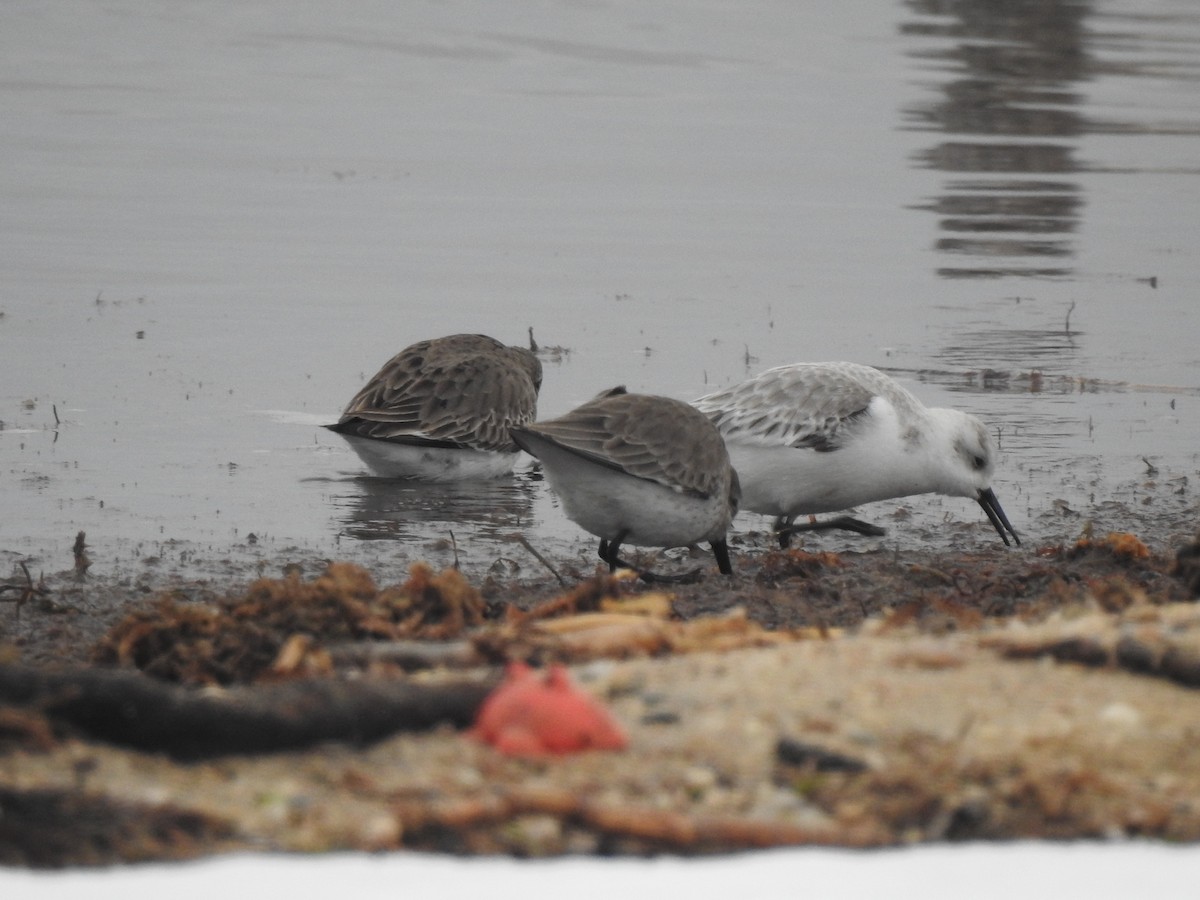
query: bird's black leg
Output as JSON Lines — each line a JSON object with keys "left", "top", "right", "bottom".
{"left": 711, "top": 538, "right": 733, "bottom": 576}
{"left": 599, "top": 531, "right": 631, "bottom": 573}
{"left": 601, "top": 530, "right": 706, "bottom": 584}
{"left": 777, "top": 515, "right": 887, "bottom": 542}
{"left": 826, "top": 516, "right": 888, "bottom": 537}
{"left": 774, "top": 516, "right": 794, "bottom": 549}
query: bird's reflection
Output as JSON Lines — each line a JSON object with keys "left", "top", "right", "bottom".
{"left": 327, "top": 469, "right": 537, "bottom": 543}
{"left": 903, "top": 0, "right": 1090, "bottom": 278}
{"left": 936, "top": 326, "right": 1080, "bottom": 377}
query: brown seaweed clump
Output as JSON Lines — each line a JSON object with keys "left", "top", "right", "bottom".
{"left": 754, "top": 549, "right": 845, "bottom": 585}
{"left": 92, "top": 562, "right": 483, "bottom": 685}
{"left": 1171, "top": 531, "right": 1200, "bottom": 598}
{"left": 1067, "top": 531, "right": 1151, "bottom": 562}
{"left": 0, "top": 787, "right": 233, "bottom": 868}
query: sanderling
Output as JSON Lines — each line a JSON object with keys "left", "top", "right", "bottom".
{"left": 327, "top": 333, "right": 542, "bottom": 480}
{"left": 693, "top": 361, "right": 1020, "bottom": 547}
{"left": 512, "top": 387, "right": 739, "bottom": 581}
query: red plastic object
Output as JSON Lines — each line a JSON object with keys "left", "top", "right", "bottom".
{"left": 470, "top": 662, "right": 629, "bottom": 757}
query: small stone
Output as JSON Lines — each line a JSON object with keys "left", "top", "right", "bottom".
{"left": 776, "top": 737, "right": 868, "bottom": 773}
{"left": 505, "top": 814, "right": 563, "bottom": 855}
{"left": 359, "top": 812, "right": 401, "bottom": 849}
{"left": 1098, "top": 701, "right": 1142, "bottom": 729}
{"left": 682, "top": 765, "right": 718, "bottom": 795}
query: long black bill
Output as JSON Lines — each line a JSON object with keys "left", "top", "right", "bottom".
{"left": 977, "top": 487, "right": 1020, "bottom": 547}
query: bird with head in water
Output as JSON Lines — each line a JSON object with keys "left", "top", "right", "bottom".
{"left": 327, "top": 333, "right": 542, "bottom": 480}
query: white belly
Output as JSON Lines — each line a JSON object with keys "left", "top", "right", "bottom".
{"left": 535, "top": 444, "right": 728, "bottom": 548}
{"left": 339, "top": 434, "right": 519, "bottom": 481}
{"left": 727, "top": 441, "right": 927, "bottom": 518}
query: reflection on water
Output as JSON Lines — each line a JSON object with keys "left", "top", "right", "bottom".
{"left": 892, "top": 362, "right": 1200, "bottom": 399}
{"left": 903, "top": 0, "right": 1200, "bottom": 279}
{"left": 321, "top": 471, "right": 536, "bottom": 543}
{"left": 902, "top": 0, "right": 1090, "bottom": 278}
{"left": 936, "top": 326, "right": 1080, "bottom": 373}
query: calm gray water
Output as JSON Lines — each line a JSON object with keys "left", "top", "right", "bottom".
{"left": 2, "top": 0, "right": 1198, "bottom": 581}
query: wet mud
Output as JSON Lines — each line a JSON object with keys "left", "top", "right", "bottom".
{"left": 2, "top": 511, "right": 1198, "bottom": 865}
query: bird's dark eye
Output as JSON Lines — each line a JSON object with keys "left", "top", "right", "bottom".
{"left": 972, "top": 455, "right": 986, "bottom": 470}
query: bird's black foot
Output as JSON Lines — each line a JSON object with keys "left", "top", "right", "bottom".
{"left": 776, "top": 521, "right": 793, "bottom": 549}
{"left": 634, "top": 566, "right": 705, "bottom": 585}
{"left": 776, "top": 515, "right": 888, "bottom": 545}
{"left": 598, "top": 537, "right": 711, "bottom": 583}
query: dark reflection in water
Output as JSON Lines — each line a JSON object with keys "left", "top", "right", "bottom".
{"left": 903, "top": 1, "right": 1200, "bottom": 279}
{"left": 888, "top": 362, "right": 1086, "bottom": 397}
{"left": 937, "top": 326, "right": 1079, "bottom": 372}
{"left": 885, "top": 360, "right": 1200, "bottom": 400}
{"left": 902, "top": 0, "right": 1091, "bottom": 278}
{"left": 323, "top": 471, "right": 536, "bottom": 543}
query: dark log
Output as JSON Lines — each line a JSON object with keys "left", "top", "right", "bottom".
{"left": 0, "top": 664, "right": 494, "bottom": 760}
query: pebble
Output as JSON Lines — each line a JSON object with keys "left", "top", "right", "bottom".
{"left": 1097, "top": 701, "right": 1142, "bottom": 729}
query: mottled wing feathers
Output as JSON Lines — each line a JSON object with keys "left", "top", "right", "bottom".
{"left": 331, "top": 334, "right": 541, "bottom": 452}
{"left": 695, "top": 362, "right": 916, "bottom": 452}
{"left": 518, "top": 390, "right": 731, "bottom": 498}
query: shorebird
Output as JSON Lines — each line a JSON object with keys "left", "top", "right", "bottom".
{"left": 511, "top": 387, "right": 739, "bottom": 581}
{"left": 327, "top": 333, "right": 542, "bottom": 480}
{"left": 693, "top": 362, "right": 1020, "bottom": 547}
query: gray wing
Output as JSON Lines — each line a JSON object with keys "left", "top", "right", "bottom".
{"left": 521, "top": 389, "right": 731, "bottom": 498}
{"left": 332, "top": 335, "right": 539, "bottom": 452}
{"left": 694, "top": 362, "right": 914, "bottom": 451}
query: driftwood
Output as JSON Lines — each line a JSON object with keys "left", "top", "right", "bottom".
{"left": 979, "top": 604, "right": 1200, "bottom": 689}
{"left": 395, "top": 785, "right": 890, "bottom": 852}
{"left": 0, "top": 562, "right": 49, "bottom": 613}
{"left": 0, "top": 664, "right": 494, "bottom": 760}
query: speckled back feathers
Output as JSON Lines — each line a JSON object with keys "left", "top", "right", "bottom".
{"left": 519, "top": 387, "right": 736, "bottom": 502}
{"left": 331, "top": 334, "right": 542, "bottom": 453}
{"left": 695, "top": 361, "right": 923, "bottom": 451}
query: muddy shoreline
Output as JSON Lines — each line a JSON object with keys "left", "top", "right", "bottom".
{"left": 2, "top": 506, "right": 1199, "bottom": 866}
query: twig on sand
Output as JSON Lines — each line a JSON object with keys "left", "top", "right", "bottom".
{"left": 0, "top": 563, "right": 49, "bottom": 616}
{"left": 511, "top": 533, "right": 566, "bottom": 587}
{"left": 395, "top": 785, "right": 888, "bottom": 852}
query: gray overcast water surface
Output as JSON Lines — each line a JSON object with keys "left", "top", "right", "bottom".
{"left": 2, "top": 0, "right": 1199, "bottom": 580}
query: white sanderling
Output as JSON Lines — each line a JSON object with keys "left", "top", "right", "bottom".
{"left": 511, "top": 386, "right": 740, "bottom": 581}
{"left": 327, "top": 333, "right": 542, "bottom": 480}
{"left": 693, "top": 361, "right": 1020, "bottom": 547}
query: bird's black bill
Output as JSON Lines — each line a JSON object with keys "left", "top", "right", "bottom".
{"left": 977, "top": 488, "right": 1020, "bottom": 547}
